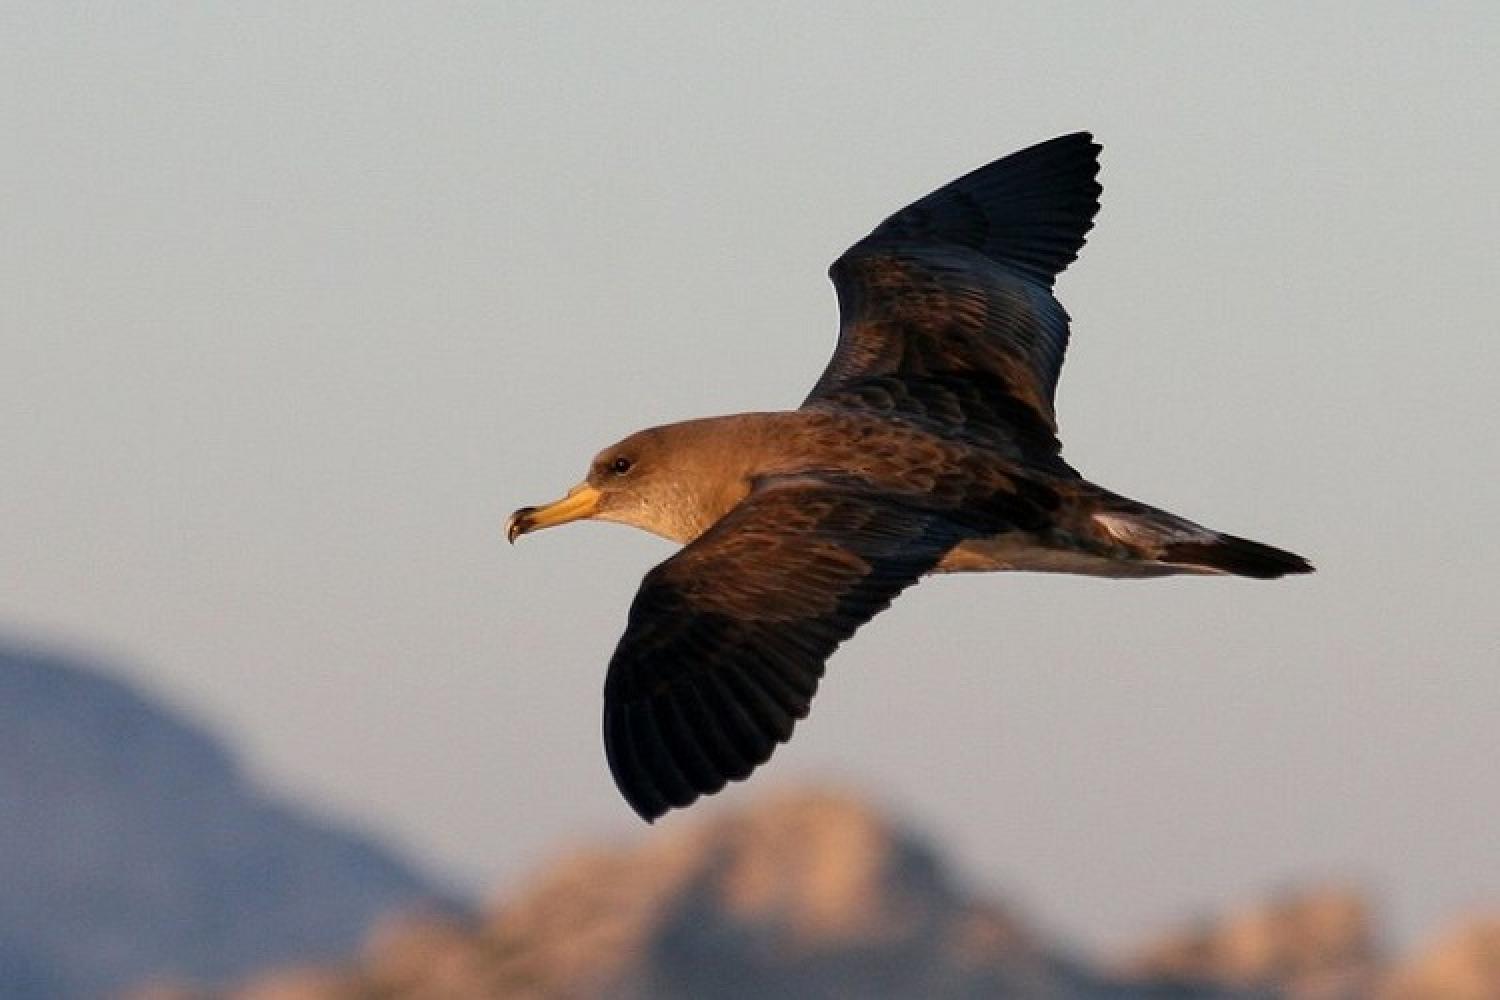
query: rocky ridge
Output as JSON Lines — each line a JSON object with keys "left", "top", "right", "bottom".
{"left": 210, "top": 793, "right": 1496, "bottom": 999}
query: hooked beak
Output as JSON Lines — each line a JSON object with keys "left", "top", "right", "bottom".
{"left": 507, "top": 483, "right": 603, "bottom": 543}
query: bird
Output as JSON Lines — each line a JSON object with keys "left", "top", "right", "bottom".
{"left": 507, "top": 132, "right": 1311, "bottom": 822}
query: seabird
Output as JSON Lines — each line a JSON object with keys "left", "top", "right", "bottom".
{"left": 508, "top": 133, "right": 1312, "bottom": 822}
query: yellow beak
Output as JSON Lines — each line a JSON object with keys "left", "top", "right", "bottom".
{"left": 507, "top": 483, "right": 603, "bottom": 543}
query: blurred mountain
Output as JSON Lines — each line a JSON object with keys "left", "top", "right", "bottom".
{"left": 1122, "top": 887, "right": 1378, "bottom": 997}
{"left": 211, "top": 791, "right": 1257, "bottom": 999}
{"left": 211, "top": 792, "right": 1499, "bottom": 1000}
{"left": 1128, "top": 901, "right": 1500, "bottom": 1000}
{"left": 1381, "top": 919, "right": 1500, "bottom": 1000}
{"left": 0, "top": 639, "right": 463, "bottom": 1000}
{"left": 7, "top": 636, "right": 1495, "bottom": 999}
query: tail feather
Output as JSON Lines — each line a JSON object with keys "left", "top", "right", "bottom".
{"left": 1159, "top": 533, "right": 1314, "bottom": 580}
{"left": 1089, "top": 491, "right": 1313, "bottom": 580}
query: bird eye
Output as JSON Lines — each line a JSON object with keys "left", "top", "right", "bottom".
{"left": 610, "top": 456, "right": 634, "bottom": 475}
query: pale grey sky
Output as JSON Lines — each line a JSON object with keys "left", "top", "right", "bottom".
{"left": 4, "top": 3, "right": 1497, "bottom": 951}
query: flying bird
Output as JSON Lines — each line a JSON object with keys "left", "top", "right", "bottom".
{"left": 508, "top": 133, "right": 1312, "bottom": 822}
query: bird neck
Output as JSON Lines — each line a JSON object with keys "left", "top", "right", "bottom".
{"left": 647, "top": 412, "right": 798, "bottom": 543}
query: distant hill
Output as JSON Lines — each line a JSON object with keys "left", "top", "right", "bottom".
{"left": 211, "top": 792, "right": 1316, "bottom": 999}
{"left": 221, "top": 792, "right": 1498, "bottom": 1000}
{"left": 6, "top": 637, "right": 1496, "bottom": 999}
{"left": 0, "top": 639, "right": 463, "bottom": 999}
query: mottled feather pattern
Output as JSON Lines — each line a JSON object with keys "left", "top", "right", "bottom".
{"left": 807, "top": 132, "right": 1099, "bottom": 416}
{"left": 603, "top": 484, "right": 974, "bottom": 819}
{"left": 812, "top": 240, "right": 1080, "bottom": 426}
{"left": 809, "top": 372, "right": 1065, "bottom": 457}
{"left": 762, "top": 408, "right": 1066, "bottom": 535}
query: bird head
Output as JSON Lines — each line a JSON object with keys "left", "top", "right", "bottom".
{"left": 507, "top": 428, "right": 672, "bottom": 543}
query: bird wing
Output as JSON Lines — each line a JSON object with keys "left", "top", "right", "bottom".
{"left": 602, "top": 480, "right": 974, "bottom": 821}
{"left": 805, "top": 133, "right": 1102, "bottom": 436}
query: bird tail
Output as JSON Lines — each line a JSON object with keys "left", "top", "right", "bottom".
{"left": 1089, "top": 492, "right": 1313, "bottom": 580}
{"left": 1156, "top": 533, "right": 1314, "bottom": 579}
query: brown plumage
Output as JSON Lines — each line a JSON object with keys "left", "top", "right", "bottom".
{"left": 508, "top": 133, "right": 1312, "bottom": 821}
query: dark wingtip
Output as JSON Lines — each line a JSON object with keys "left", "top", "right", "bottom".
{"left": 605, "top": 672, "right": 805, "bottom": 823}
{"left": 861, "top": 130, "right": 1105, "bottom": 288}
{"left": 1047, "top": 130, "right": 1099, "bottom": 151}
{"left": 604, "top": 704, "right": 674, "bottom": 822}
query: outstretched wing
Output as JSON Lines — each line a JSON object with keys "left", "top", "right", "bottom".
{"left": 602, "top": 482, "right": 973, "bottom": 821}
{"left": 806, "top": 133, "right": 1102, "bottom": 434}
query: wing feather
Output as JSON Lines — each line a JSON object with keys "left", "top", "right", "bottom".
{"left": 699, "top": 671, "right": 776, "bottom": 765}
{"left": 679, "top": 682, "right": 756, "bottom": 781}
{"left": 658, "top": 694, "right": 724, "bottom": 792}
{"left": 629, "top": 700, "right": 696, "bottom": 809}
{"left": 806, "top": 133, "right": 1102, "bottom": 435}
{"left": 863, "top": 131, "right": 1101, "bottom": 287}
{"left": 604, "top": 705, "right": 668, "bottom": 819}
{"left": 602, "top": 482, "right": 975, "bottom": 820}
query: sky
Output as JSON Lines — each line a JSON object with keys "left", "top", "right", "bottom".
{"left": 4, "top": 2, "right": 1498, "bottom": 953}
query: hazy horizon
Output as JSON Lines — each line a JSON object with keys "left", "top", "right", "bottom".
{"left": 4, "top": 3, "right": 1497, "bottom": 952}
